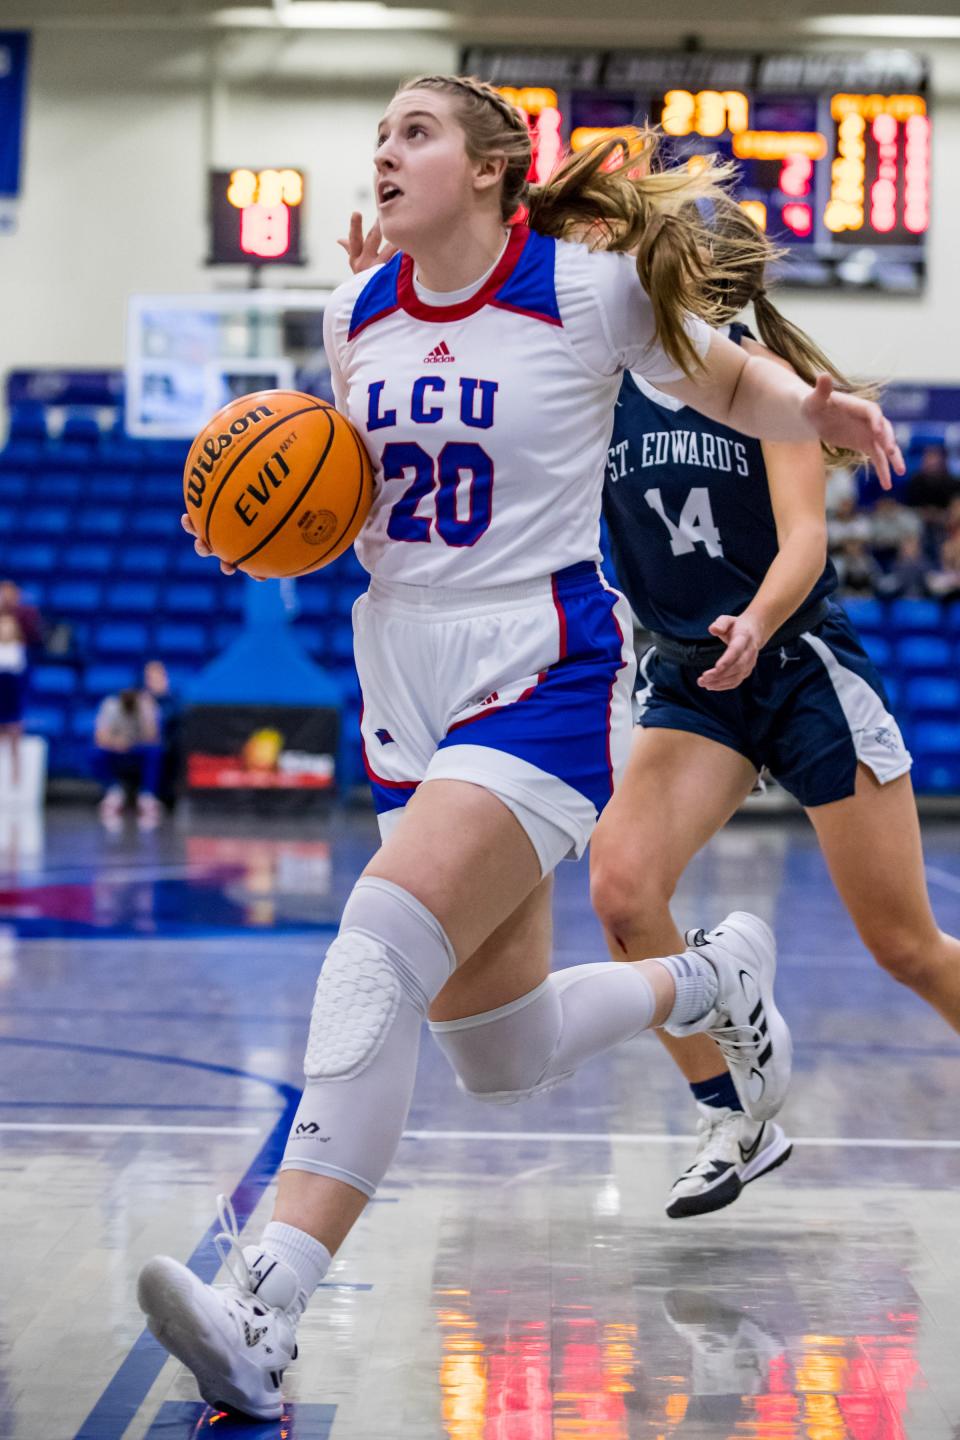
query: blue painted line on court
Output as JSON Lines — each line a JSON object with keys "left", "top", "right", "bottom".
{"left": 142, "top": 1401, "right": 337, "bottom": 1438}
{"left": 0, "top": 1038, "right": 336, "bottom": 1440}
{"left": 0, "top": 1100, "right": 283, "bottom": 1113}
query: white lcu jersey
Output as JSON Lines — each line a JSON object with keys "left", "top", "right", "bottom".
{"left": 323, "top": 225, "right": 711, "bottom": 588}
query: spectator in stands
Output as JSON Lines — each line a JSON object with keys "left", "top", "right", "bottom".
{"left": 903, "top": 444, "right": 960, "bottom": 524}
{"left": 143, "top": 659, "right": 182, "bottom": 807}
{"left": 927, "top": 496, "right": 960, "bottom": 599}
{"left": 824, "top": 463, "right": 857, "bottom": 518}
{"left": 827, "top": 494, "right": 872, "bottom": 556}
{"left": 876, "top": 534, "right": 933, "bottom": 598}
{"left": 868, "top": 494, "right": 923, "bottom": 570}
{"left": 93, "top": 686, "right": 164, "bottom": 827}
{"left": 0, "top": 613, "right": 27, "bottom": 793}
{"left": 0, "top": 580, "right": 43, "bottom": 653}
{"left": 835, "top": 539, "right": 881, "bottom": 596}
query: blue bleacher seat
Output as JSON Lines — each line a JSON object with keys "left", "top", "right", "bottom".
{"left": 904, "top": 676, "right": 960, "bottom": 718}
{"left": 11, "top": 543, "right": 57, "bottom": 576}
{"left": 842, "top": 597, "right": 886, "bottom": 635}
{"left": 0, "top": 472, "right": 28, "bottom": 499}
{"left": 105, "top": 581, "right": 160, "bottom": 613}
{"left": 84, "top": 663, "right": 138, "bottom": 696}
{"left": 118, "top": 545, "right": 169, "bottom": 575}
{"left": 48, "top": 580, "right": 102, "bottom": 614}
{"left": 140, "top": 476, "right": 183, "bottom": 503}
{"left": 95, "top": 620, "right": 151, "bottom": 655}
{"left": 8, "top": 402, "right": 48, "bottom": 443}
{"left": 31, "top": 665, "right": 79, "bottom": 697}
{"left": 889, "top": 597, "right": 944, "bottom": 634}
{"left": 131, "top": 508, "right": 177, "bottom": 538}
{"left": 913, "top": 721, "right": 960, "bottom": 755}
{"left": 164, "top": 582, "right": 217, "bottom": 614}
{"left": 62, "top": 543, "right": 114, "bottom": 574}
{"left": 59, "top": 415, "right": 101, "bottom": 449}
{"left": 153, "top": 622, "right": 207, "bottom": 657}
{"left": 0, "top": 506, "right": 16, "bottom": 534}
{"left": 896, "top": 635, "right": 952, "bottom": 673}
{"left": 40, "top": 474, "right": 83, "bottom": 501}
{"left": 76, "top": 509, "right": 126, "bottom": 538}
{"left": 331, "top": 627, "right": 355, "bottom": 662}
{"left": 860, "top": 633, "right": 892, "bottom": 670}
{"left": 30, "top": 507, "right": 71, "bottom": 536}
{"left": 293, "top": 584, "right": 328, "bottom": 619}
{"left": 71, "top": 706, "right": 98, "bottom": 739}
{"left": 912, "top": 755, "right": 960, "bottom": 793}
{"left": 23, "top": 704, "right": 67, "bottom": 738}
{"left": 175, "top": 546, "right": 218, "bottom": 576}
{"left": 945, "top": 601, "right": 960, "bottom": 637}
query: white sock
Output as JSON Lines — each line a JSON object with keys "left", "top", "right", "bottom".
{"left": 257, "top": 1220, "right": 331, "bottom": 1301}
{"left": 657, "top": 949, "right": 719, "bottom": 1027}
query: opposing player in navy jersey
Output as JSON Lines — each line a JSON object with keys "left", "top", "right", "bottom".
{"left": 591, "top": 201, "right": 960, "bottom": 1220}
{"left": 139, "top": 82, "right": 904, "bottom": 1418}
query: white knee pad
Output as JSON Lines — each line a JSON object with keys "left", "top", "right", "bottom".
{"left": 429, "top": 978, "right": 567, "bottom": 1105}
{"left": 304, "top": 931, "right": 401, "bottom": 1080}
{"left": 429, "top": 962, "right": 658, "bottom": 1107}
{"left": 282, "top": 876, "right": 456, "bottom": 1197}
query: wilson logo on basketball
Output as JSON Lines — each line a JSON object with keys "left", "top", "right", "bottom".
{"left": 423, "top": 341, "right": 455, "bottom": 363}
{"left": 184, "top": 402, "right": 276, "bottom": 507}
{"left": 297, "top": 509, "right": 339, "bottom": 546}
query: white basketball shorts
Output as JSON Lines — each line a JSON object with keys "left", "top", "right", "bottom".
{"left": 353, "top": 561, "right": 636, "bottom": 874}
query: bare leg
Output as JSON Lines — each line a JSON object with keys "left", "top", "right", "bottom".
{"left": 590, "top": 727, "right": 758, "bottom": 1083}
{"left": 807, "top": 766, "right": 960, "bottom": 1032}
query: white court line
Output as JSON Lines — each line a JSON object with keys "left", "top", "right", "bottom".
{"left": 0, "top": 1122, "right": 260, "bottom": 1136}
{"left": 403, "top": 1130, "right": 960, "bottom": 1151}
{"left": 926, "top": 864, "right": 960, "bottom": 896}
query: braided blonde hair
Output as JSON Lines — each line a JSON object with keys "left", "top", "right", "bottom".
{"left": 397, "top": 74, "right": 534, "bottom": 223}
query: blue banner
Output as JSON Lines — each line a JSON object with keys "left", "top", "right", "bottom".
{"left": 0, "top": 31, "right": 29, "bottom": 197}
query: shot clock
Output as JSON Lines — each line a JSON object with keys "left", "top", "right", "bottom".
{"left": 464, "top": 47, "right": 930, "bottom": 292}
{"left": 208, "top": 167, "right": 306, "bottom": 266}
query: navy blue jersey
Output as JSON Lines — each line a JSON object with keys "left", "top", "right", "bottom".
{"left": 602, "top": 323, "right": 838, "bottom": 640}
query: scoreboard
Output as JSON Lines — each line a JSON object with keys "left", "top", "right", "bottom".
{"left": 462, "top": 47, "right": 930, "bottom": 293}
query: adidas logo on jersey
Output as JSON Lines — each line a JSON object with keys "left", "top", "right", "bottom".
{"left": 423, "top": 340, "right": 455, "bottom": 363}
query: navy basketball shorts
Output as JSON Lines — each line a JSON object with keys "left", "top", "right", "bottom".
{"left": 635, "top": 603, "right": 912, "bottom": 809}
{"left": 353, "top": 561, "right": 637, "bottom": 874}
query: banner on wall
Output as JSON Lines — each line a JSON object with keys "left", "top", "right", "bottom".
{"left": 184, "top": 704, "right": 339, "bottom": 812}
{"left": 0, "top": 32, "right": 29, "bottom": 202}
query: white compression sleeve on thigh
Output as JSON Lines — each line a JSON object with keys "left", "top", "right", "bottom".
{"left": 282, "top": 877, "right": 456, "bottom": 1197}
{"left": 429, "top": 962, "right": 657, "bottom": 1105}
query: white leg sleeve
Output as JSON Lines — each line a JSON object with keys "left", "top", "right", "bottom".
{"left": 428, "top": 962, "right": 657, "bottom": 1105}
{"left": 281, "top": 877, "right": 456, "bottom": 1197}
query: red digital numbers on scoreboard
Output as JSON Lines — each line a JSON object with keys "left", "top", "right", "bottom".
{"left": 209, "top": 168, "right": 306, "bottom": 266}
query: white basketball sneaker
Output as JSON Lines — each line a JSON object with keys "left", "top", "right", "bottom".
{"left": 665, "top": 913, "right": 792, "bottom": 1121}
{"left": 137, "top": 1197, "right": 303, "bottom": 1420}
{"left": 666, "top": 1103, "right": 793, "bottom": 1218}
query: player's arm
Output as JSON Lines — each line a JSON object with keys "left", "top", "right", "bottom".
{"left": 699, "top": 449, "right": 828, "bottom": 691}
{"left": 656, "top": 329, "right": 902, "bottom": 488}
{"left": 698, "top": 342, "right": 829, "bottom": 692}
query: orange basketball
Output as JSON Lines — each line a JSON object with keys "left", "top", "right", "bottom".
{"left": 182, "top": 390, "right": 373, "bottom": 579}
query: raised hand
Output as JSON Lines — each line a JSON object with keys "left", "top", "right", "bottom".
{"left": 337, "top": 212, "right": 399, "bottom": 275}
{"left": 801, "top": 374, "right": 904, "bottom": 490}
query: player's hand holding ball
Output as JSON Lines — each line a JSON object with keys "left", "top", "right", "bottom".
{"left": 181, "top": 390, "right": 373, "bottom": 579}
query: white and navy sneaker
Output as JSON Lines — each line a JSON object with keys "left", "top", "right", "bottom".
{"left": 666, "top": 1103, "right": 793, "bottom": 1218}
{"left": 662, "top": 1288, "right": 784, "bottom": 1397}
{"left": 665, "top": 913, "right": 792, "bottom": 1121}
{"left": 137, "top": 1197, "right": 302, "bottom": 1420}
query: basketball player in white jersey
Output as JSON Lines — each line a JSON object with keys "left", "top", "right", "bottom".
{"left": 139, "top": 77, "right": 903, "bottom": 1419}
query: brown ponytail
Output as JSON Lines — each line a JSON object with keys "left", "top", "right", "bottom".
{"left": 527, "top": 132, "right": 751, "bottom": 377}
{"left": 701, "top": 197, "right": 877, "bottom": 467}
